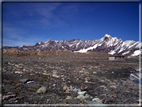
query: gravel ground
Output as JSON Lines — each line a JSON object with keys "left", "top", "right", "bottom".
{"left": 1, "top": 53, "right": 141, "bottom": 106}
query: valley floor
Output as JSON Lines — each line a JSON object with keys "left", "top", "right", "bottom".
{"left": 1, "top": 52, "right": 141, "bottom": 106}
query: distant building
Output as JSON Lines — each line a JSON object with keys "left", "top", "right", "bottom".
{"left": 109, "top": 55, "right": 125, "bottom": 60}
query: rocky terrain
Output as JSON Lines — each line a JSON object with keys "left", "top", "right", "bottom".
{"left": 1, "top": 49, "right": 141, "bottom": 106}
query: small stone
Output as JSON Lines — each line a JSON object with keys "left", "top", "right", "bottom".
{"left": 61, "top": 75, "right": 64, "bottom": 77}
{"left": 79, "top": 71, "right": 84, "bottom": 73}
{"left": 36, "top": 86, "right": 47, "bottom": 94}
{"left": 85, "top": 80, "right": 88, "bottom": 83}
{"left": 70, "top": 85, "right": 73, "bottom": 91}
{"left": 63, "top": 85, "right": 69, "bottom": 91}
{"left": 23, "top": 69, "right": 26, "bottom": 71}
{"left": 3, "top": 94, "right": 16, "bottom": 100}
{"left": 66, "top": 96, "right": 72, "bottom": 100}
{"left": 93, "top": 71, "right": 97, "bottom": 74}
{"left": 30, "top": 73, "right": 35, "bottom": 76}
{"left": 72, "top": 88, "right": 80, "bottom": 92}
{"left": 103, "top": 86, "right": 107, "bottom": 89}
{"left": 100, "top": 85, "right": 106, "bottom": 88}
{"left": 92, "top": 98, "right": 102, "bottom": 103}
{"left": 7, "top": 92, "right": 13, "bottom": 95}
{"left": 26, "top": 81, "right": 34, "bottom": 84}
{"left": 18, "top": 63, "right": 24, "bottom": 66}
{"left": 19, "top": 66, "right": 24, "bottom": 70}
{"left": 52, "top": 74, "right": 60, "bottom": 78}
{"left": 15, "top": 83, "right": 21, "bottom": 87}
{"left": 76, "top": 92, "right": 89, "bottom": 100}
{"left": 84, "top": 72, "right": 89, "bottom": 76}
{"left": 20, "top": 79, "right": 31, "bottom": 84}
{"left": 53, "top": 84, "right": 56, "bottom": 86}
{"left": 15, "top": 100, "right": 18, "bottom": 103}
{"left": 76, "top": 95, "right": 85, "bottom": 100}
{"left": 52, "top": 70, "right": 57, "bottom": 73}
{"left": 15, "top": 71, "right": 23, "bottom": 74}
{"left": 92, "top": 98, "right": 99, "bottom": 101}
{"left": 111, "top": 94, "right": 117, "bottom": 98}
{"left": 101, "top": 80, "right": 105, "bottom": 82}
{"left": 78, "top": 91, "right": 86, "bottom": 95}
{"left": 43, "top": 73, "right": 50, "bottom": 76}
{"left": 84, "top": 78, "right": 89, "bottom": 83}
{"left": 65, "top": 88, "right": 70, "bottom": 93}
{"left": 110, "top": 85, "right": 117, "bottom": 89}
{"left": 101, "top": 94, "right": 107, "bottom": 96}
{"left": 96, "top": 99, "right": 103, "bottom": 103}
{"left": 15, "top": 96, "right": 24, "bottom": 100}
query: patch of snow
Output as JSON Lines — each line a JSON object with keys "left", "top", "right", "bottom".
{"left": 23, "top": 48, "right": 28, "bottom": 51}
{"left": 41, "top": 44, "right": 48, "bottom": 48}
{"left": 118, "top": 48, "right": 124, "bottom": 53}
{"left": 20, "top": 45, "right": 24, "bottom": 47}
{"left": 76, "top": 42, "right": 80, "bottom": 46}
{"left": 74, "top": 44, "right": 99, "bottom": 53}
{"left": 38, "top": 42, "right": 41, "bottom": 44}
{"left": 131, "top": 50, "right": 141, "bottom": 56}
{"left": 128, "top": 42, "right": 139, "bottom": 49}
{"left": 45, "top": 41, "right": 49, "bottom": 43}
{"left": 55, "top": 40, "right": 59, "bottom": 42}
{"left": 69, "top": 44, "right": 74, "bottom": 47}
{"left": 123, "top": 40, "right": 135, "bottom": 47}
{"left": 122, "top": 51, "right": 130, "bottom": 55}
{"left": 108, "top": 50, "right": 115, "bottom": 55}
{"left": 74, "top": 48, "right": 88, "bottom": 53}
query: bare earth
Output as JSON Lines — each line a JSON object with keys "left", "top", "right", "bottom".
{"left": 2, "top": 50, "right": 141, "bottom": 106}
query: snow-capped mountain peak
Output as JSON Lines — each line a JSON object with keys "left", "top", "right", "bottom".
{"left": 104, "top": 34, "right": 111, "bottom": 38}
{"left": 3, "top": 34, "right": 141, "bottom": 57}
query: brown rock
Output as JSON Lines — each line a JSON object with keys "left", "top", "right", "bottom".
{"left": 65, "top": 88, "right": 70, "bottom": 93}
{"left": 63, "top": 86, "right": 68, "bottom": 91}
{"left": 84, "top": 72, "right": 89, "bottom": 76}
{"left": 79, "top": 71, "right": 84, "bottom": 73}
{"left": 96, "top": 99, "right": 103, "bottom": 103}
{"left": 43, "top": 73, "right": 50, "bottom": 76}
{"left": 52, "top": 74, "right": 60, "bottom": 78}
{"left": 93, "top": 71, "right": 97, "bottom": 74}
{"left": 15, "top": 83, "right": 21, "bottom": 87}
{"left": 66, "top": 96, "right": 72, "bottom": 100}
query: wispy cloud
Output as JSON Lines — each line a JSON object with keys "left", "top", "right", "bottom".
{"left": 3, "top": 24, "right": 49, "bottom": 46}
{"left": 3, "top": 3, "right": 62, "bottom": 46}
{"left": 3, "top": 3, "right": 82, "bottom": 46}
{"left": 3, "top": 3, "right": 63, "bottom": 28}
{"left": 3, "top": 38, "right": 37, "bottom": 46}
{"left": 3, "top": 34, "right": 49, "bottom": 46}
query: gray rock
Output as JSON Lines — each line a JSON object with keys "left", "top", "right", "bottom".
{"left": 36, "top": 86, "right": 47, "bottom": 94}
{"left": 3, "top": 94, "right": 16, "bottom": 100}
{"left": 20, "top": 79, "right": 32, "bottom": 84}
{"left": 85, "top": 100, "right": 107, "bottom": 107}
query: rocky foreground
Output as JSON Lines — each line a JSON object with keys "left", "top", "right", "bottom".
{"left": 1, "top": 50, "right": 141, "bottom": 106}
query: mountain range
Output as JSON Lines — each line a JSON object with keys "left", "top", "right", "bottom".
{"left": 3, "top": 34, "right": 141, "bottom": 57}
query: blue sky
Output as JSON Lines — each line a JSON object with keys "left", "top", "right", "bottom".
{"left": 3, "top": 2, "right": 139, "bottom": 46}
